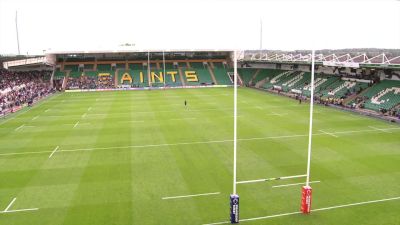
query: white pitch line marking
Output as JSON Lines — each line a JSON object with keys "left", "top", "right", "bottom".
{"left": 312, "top": 196, "right": 400, "bottom": 212}
{"left": 266, "top": 112, "right": 287, "bottom": 116}
{"left": 0, "top": 208, "right": 39, "bottom": 213}
{"left": 32, "top": 116, "right": 39, "bottom": 121}
{"left": 114, "top": 120, "right": 144, "bottom": 124}
{"left": 272, "top": 180, "right": 320, "bottom": 188}
{"left": 88, "top": 107, "right": 92, "bottom": 111}
{"left": 4, "top": 198, "right": 17, "bottom": 212}
{"left": 88, "top": 113, "right": 107, "bottom": 116}
{"left": 15, "top": 124, "right": 25, "bottom": 131}
{"left": 82, "top": 113, "right": 87, "bottom": 118}
{"left": 237, "top": 174, "right": 306, "bottom": 184}
{"left": 368, "top": 126, "right": 392, "bottom": 133}
{"left": 169, "top": 118, "right": 196, "bottom": 121}
{"left": 319, "top": 130, "right": 338, "bottom": 138}
{"left": 1, "top": 127, "right": 399, "bottom": 157}
{"left": 73, "top": 121, "right": 80, "bottom": 128}
{"left": 162, "top": 192, "right": 220, "bottom": 200}
{"left": 129, "top": 120, "right": 145, "bottom": 123}
{"left": 45, "top": 109, "right": 50, "bottom": 112}
{"left": 49, "top": 146, "right": 60, "bottom": 158}
{"left": 202, "top": 196, "right": 400, "bottom": 225}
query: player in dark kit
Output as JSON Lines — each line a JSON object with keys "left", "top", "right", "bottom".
{"left": 184, "top": 100, "right": 187, "bottom": 106}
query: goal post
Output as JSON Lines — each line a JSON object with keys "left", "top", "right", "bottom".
{"left": 300, "top": 49, "right": 316, "bottom": 214}
{"left": 230, "top": 50, "right": 239, "bottom": 223}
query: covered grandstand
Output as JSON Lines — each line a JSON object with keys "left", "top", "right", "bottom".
{"left": 2, "top": 49, "right": 400, "bottom": 120}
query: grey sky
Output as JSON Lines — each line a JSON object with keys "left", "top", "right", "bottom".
{"left": 0, "top": 0, "right": 399, "bottom": 55}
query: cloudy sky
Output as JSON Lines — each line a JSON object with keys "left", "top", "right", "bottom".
{"left": 0, "top": 0, "right": 399, "bottom": 55}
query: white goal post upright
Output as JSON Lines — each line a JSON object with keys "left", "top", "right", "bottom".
{"left": 301, "top": 49, "right": 316, "bottom": 214}
{"left": 306, "top": 49, "right": 315, "bottom": 187}
{"left": 233, "top": 50, "right": 238, "bottom": 195}
{"left": 230, "top": 50, "right": 239, "bottom": 224}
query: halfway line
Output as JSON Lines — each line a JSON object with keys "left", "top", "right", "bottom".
{"left": 1, "top": 127, "right": 399, "bottom": 157}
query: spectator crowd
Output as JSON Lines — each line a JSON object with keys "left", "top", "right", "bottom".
{"left": 0, "top": 69, "right": 54, "bottom": 115}
{"left": 66, "top": 74, "right": 114, "bottom": 90}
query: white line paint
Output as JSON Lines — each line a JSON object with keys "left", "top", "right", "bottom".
{"left": 15, "top": 124, "right": 25, "bottom": 131}
{"left": 319, "top": 130, "right": 338, "bottom": 138}
{"left": 162, "top": 192, "right": 220, "bottom": 200}
{"left": 1, "top": 127, "right": 399, "bottom": 157}
{"left": 312, "top": 196, "right": 400, "bottom": 212}
{"left": 88, "top": 113, "right": 107, "bottom": 116}
{"left": 4, "top": 198, "right": 16, "bottom": 212}
{"left": 0, "top": 208, "right": 39, "bottom": 213}
{"left": 48, "top": 146, "right": 59, "bottom": 158}
{"left": 0, "top": 94, "right": 61, "bottom": 126}
{"left": 88, "top": 107, "right": 92, "bottom": 111}
{"left": 266, "top": 112, "right": 288, "bottom": 116}
{"left": 114, "top": 120, "right": 144, "bottom": 124}
{"left": 368, "top": 126, "right": 392, "bottom": 133}
{"left": 82, "top": 113, "right": 87, "bottom": 118}
{"left": 236, "top": 178, "right": 266, "bottom": 184}
{"left": 0, "top": 150, "right": 54, "bottom": 156}
{"left": 272, "top": 180, "right": 320, "bottom": 188}
{"left": 237, "top": 174, "right": 306, "bottom": 184}
{"left": 202, "top": 196, "right": 400, "bottom": 225}
{"left": 45, "top": 109, "right": 50, "bottom": 112}
{"left": 32, "top": 116, "right": 39, "bottom": 121}
{"left": 169, "top": 118, "right": 196, "bottom": 121}
{"left": 73, "top": 121, "right": 80, "bottom": 128}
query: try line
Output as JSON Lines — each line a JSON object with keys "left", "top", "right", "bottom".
{"left": 203, "top": 196, "right": 400, "bottom": 225}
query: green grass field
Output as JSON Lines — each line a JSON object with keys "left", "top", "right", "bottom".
{"left": 0, "top": 87, "right": 399, "bottom": 225}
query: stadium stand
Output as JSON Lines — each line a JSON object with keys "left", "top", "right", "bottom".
{"left": 361, "top": 80, "right": 400, "bottom": 111}
{"left": 64, "top": 65, "right": 79, "bottom": 71}
{"left": 238, "top": 68, "right": 257, "bottom": 86}
{"left": 191, "top": 62, "right": 205, "bottom": 69}
{"left": 191, "top": 68, "right": 213, "bottom": 85}
{"left": 66, "top": 69, "right": 114, "bottom": 90}
{"left": 0, "top": 69, "right": 54, "bottom": 114}
{"left": 251, "top": 69, "right": 285, "bottom": 88}
{"left": 213, "top": 68, "right": 232, "bottom": 85}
